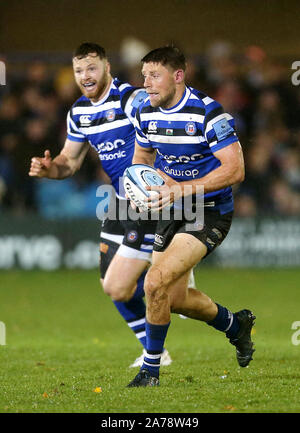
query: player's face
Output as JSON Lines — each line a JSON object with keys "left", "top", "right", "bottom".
{"left": 142, "top": 62, "right": 178, "bottom": 109}
{"left": 73, "top": 54, "right": 110, "bottom": 102}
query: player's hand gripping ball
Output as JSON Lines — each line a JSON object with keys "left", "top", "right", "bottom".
{"left": 123, "top": 164, "right": 165, "bottom": 212}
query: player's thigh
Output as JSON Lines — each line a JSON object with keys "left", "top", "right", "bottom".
{"left": 101, "top": 218, "right": 155, "bottom": 297}
{"left": 152, "top": 251, "right": 196, "bottom": 289}
{"left": 100, "top": 241, "right": 149, "bottom": 300}
{"left": 104, "top": 253, "right": 149, "bottom": 295}
{"left": 149, "top": 233, "right": 207, "bottom": 289}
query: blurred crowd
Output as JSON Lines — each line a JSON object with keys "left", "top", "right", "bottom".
{"left": 0, "top": 39, "right": 300, "bottom": 218}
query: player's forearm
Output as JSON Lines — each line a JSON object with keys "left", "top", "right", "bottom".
{"left": 46, "top": 140, "right": 89, "bottom": 179}
{"left": 180, "top": 162, "right": 245, "bottom": 196}
{"left": 132, "top": 155, "right": 154, "bottom": 166}
{"left": 132, "top": 142, "right": 156, "bottom": 167}
{"left": 47, "top": 154, "right": 78, "bottom": 179}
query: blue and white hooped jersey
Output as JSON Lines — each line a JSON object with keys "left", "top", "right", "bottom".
{"left": 135, "top": 86, "right": 239, "bottom": 212}
{"left": 67, "top": 78, "right": 147, "bottom": 197}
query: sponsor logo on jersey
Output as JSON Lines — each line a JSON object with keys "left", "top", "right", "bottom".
{"left": 97, "top": 139, "right": 125, "bottom": 153}
{"left": 185, "top": 121, "right": 196, "bottom": 136}
{"left": 212, "top": 118, "right": 234, "bottom": 141}
{"left": 164, "top": 166, "right": 199, "bottom": 178}
{"left": 131, "top": 91, "right": 148, "bottom": 109}
{"left": 97, "top": 139, "right": 126, "bottom": 161}
{"left": 157, "top": 149, "right": 203, "bottom": 164}
{"left": 79, "top": 115, "right": 92, "bottom": 126}
{"left": 148, "top": 121, "right": 158, "bottom": 133}
{"left": 105, "top": 109, "right": 116, "bottom": 122}
{"left": 99, "top": 150, "right": 126, "bottom": 161}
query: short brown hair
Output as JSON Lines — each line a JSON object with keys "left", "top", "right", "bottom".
{"left": 73, "top": 42, "right": 107, "bottom": 60}
{"left": 141, "top": 46, "right": 186, "bottom": 71}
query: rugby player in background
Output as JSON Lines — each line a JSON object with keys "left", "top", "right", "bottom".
{"left": 29, "top": 42, "right": 175, "bottom": 368}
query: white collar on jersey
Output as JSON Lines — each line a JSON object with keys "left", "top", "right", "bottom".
{"left": 158, "top": 86, "right": 190, "bottom": 114}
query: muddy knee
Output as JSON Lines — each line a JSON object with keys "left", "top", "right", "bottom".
{"left": 144, "top": 267, "right": 168, "bottom": 302}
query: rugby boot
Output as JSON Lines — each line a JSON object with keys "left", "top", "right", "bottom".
{"left": 127, "top": 369, "right": 159, "bottom": 387}
{"left": 229, "top": 309, "right": 256, "bottom": 367}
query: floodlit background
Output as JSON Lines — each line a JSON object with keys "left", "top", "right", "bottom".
{"left": 1, "top": 0, "right": 300, "bottom": 270}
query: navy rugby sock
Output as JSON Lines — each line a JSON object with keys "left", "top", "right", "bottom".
{"left": 112, "top": 274, "right": 147, "bottom": 348}
{"left": 207, "top": 303, "right": 240, "bottom": 339}
{"left": 141, "top": 321, "right": 170, "bottom": 378}
{"left": 132, "top": 272, "right": 146, "bottom": 299}
{"left": 113, "top": 298, "right": 147, "bottom": 348}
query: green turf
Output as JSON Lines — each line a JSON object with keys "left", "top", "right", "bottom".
{"left": 0, "top": 268, "right": 299, "bottom": 413}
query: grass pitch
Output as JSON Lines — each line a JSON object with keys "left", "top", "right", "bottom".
{"left": 0, "top": 267, "right": 299, "bottom": 413}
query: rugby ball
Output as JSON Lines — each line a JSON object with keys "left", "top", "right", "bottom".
{"left": 123, "top": 164, "right": 164, "bottom": 212}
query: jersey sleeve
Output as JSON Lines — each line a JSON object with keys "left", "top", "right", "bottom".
{"left": 66, "top": 110, "right": 86, "bottom": 142}
{"left": 202, "top": 99, "right": 238, "bottom": 152}
{"left": 134, "top": 106, "right": 152, "bottom": 148}
{"left": 120, "top": 84, "right": 148, "bottom": 124}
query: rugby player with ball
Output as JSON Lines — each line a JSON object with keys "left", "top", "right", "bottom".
{"left": 127, "top": 46, "right": 256, "bottom": 388}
